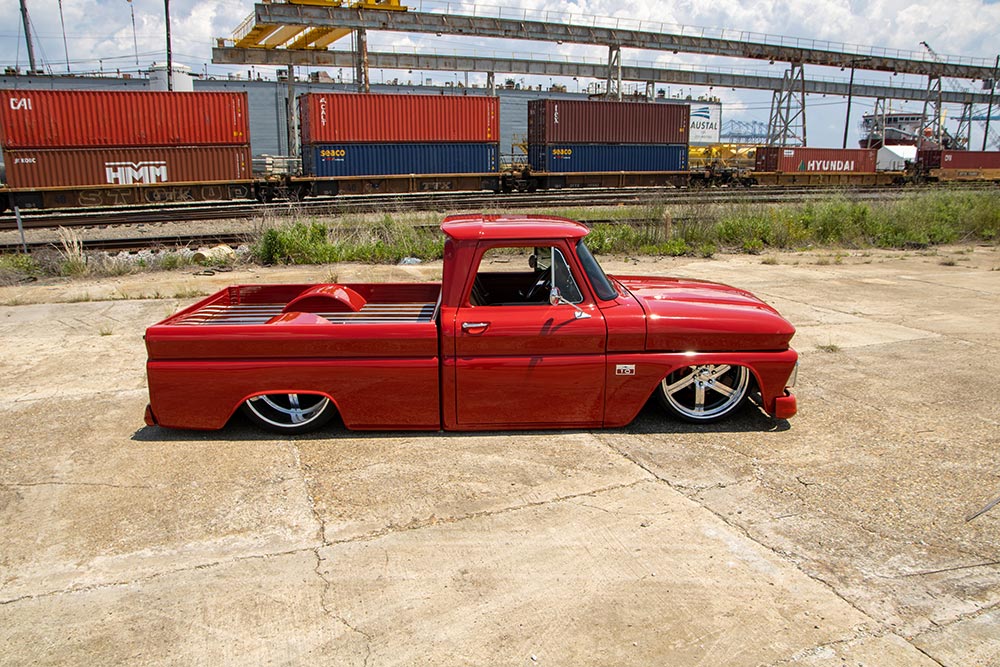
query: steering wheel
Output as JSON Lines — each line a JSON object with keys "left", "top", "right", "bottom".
{"left": 522, "top": 271, "right": 551, "bottom": 302}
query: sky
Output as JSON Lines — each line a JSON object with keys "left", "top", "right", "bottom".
{"left": 3, "top": 0, "right": 999, "bottom": 148}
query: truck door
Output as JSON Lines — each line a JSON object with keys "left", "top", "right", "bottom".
{"left": 452, "top": 243, "right": 607, "bottom": 427}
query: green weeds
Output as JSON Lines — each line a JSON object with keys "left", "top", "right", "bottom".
{"left": 254, "top": 215, "right": 444, "bottom": 265}
{"left": 3, "top": 191, "right": 998, "bottom": 280}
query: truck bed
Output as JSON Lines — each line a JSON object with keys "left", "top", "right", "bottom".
{"left": 171, "top": 300, "right": 437, "bottom": 326}
{"left": 146, "top": 282, "right": 442, "bottom": 361}
{"left": 162, "top": 283, "right": 440, "bottom": 326}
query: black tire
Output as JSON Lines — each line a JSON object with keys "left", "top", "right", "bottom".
{"left": 657, "top": 364, "right": 750, "bottom": 423}
{"left": 241, "top": 393, "right": 337, "bottom": 434}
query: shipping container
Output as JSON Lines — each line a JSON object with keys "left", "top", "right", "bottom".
{"left": 0, "top": 90, "right": 249, "bottom": 149}
{"left": 299, "top": 93, "right": 499, "bottom": 144}
{"left": 527, "top": 100, "right": 689, "bottom": 145}
{"left": 3, "top": 145, "right": 252, "bottom": 188}
{"left": 528, "top": 144, "right": 688, "bottom": 173}
{"left": 930, "top": 150, "right": 1000, "bottom": 170}
{"left": 754, "top": 147, "right": 877, "bottom": 173}
{"left": 916, "top": 149, "right": 943, "bottom": 169}
{"left": 303, "top": 143, "right": 499, "bottom": 177}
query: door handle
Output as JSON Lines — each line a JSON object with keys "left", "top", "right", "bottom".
{"left": 462, "top": 321, "right": 490, "bottom": 332}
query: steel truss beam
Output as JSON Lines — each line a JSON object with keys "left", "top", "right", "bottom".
{"left": 768, "top": 63, "right": 807, "bottom": 146}
{"left": 249, "top": 4, "right": 997, "bottom": 80}
{"left": 213, "top": 47, "right": 993, "bottom": 105}
{"left": 919, "top": 76, "right": 944, "bottom": 149}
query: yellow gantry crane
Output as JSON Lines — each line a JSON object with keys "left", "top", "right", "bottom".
{"left": 233, "top": 0, "right": 406, "bottom": 51}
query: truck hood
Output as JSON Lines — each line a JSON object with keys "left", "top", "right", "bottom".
{"left": 613, "top": 275, "right": 795, "bottom": 352}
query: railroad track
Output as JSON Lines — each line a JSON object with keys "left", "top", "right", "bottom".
{"left": 1, "top": 216, "right": 671, "bottom": 254}
{"left": 0, "top": 184, "right": 996, "bottom": 243}
{"left": 4, "top": 182, "right": 994, "bottom": 233}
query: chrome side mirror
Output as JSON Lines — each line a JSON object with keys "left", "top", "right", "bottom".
{"left": 549, "top": 287, "right": 592, "bottom": 319}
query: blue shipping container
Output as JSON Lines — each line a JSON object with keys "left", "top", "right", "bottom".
{"left": 304, "top": 142, "right": 499, "bottom": 177}
{"left": 528, "top": 144, "right": 688, "bottom": 173}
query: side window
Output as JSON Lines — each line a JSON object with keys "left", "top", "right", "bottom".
{"left": 552, "top": 248, "right": 583, "bottom": 304}
{"left": 467, "top": 245, "right": 583, "bottom": 306}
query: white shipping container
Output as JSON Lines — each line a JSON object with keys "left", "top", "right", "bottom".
{"left": 688, "top": 103, "right": 722, "bottom": 146}
{"left": 877, "top": 145, "right": 917, "bottom": 171}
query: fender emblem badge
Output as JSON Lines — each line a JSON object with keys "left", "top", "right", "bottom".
{"left": 616, "top": 364, "right": 636, "bottom": 376}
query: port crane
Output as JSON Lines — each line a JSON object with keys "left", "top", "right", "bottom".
{"left": 921, "top": 41, "right": 1000, "bottom": 150}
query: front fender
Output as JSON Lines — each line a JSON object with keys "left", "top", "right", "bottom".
{"left": 603, "top": 349, "right": 798, "bottom": 427}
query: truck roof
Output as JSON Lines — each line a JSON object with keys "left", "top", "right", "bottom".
{"left": 441, "top": 214, "right": 590, "bottom": 242}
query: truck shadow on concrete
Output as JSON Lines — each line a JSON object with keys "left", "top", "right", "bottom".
{"left": 131, "top": 399, "right": 789, "bottom": 443}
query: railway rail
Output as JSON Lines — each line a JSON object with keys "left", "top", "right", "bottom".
{"left": 2, "top": 182, "right": 994, "bottom": 234}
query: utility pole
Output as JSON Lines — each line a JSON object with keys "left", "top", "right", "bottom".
{"left": 842, "top": 57, "right": 871, "bottom": 149}
{"left": 984, "top": 55, "right": 999, "bottom": 152}
{"left": 128, "top": 0, "right": 140, "bottom": 67}
{"left": 58, "top": 0, "right": 71, "bottom": 72}
{"left": 842, "top": 64, "right": 857, "bottom": 149}
{"left": 164, "top": 0, "right": 173, "bottom": 90}
{"left": 19, "top": 0, "right": 38, "bottom": 73}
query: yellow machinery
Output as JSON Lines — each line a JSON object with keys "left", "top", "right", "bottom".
{"left": 233, "top": 0, "right": 406, "bottom": 50}
{"left": 688, "top": 144, "right": 758, "bottom": 171}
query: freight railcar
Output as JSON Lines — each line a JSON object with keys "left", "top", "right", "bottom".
{"left": 915, "top": 149, "right": 1000, "bottom": 182}
{"left": 0, "top": 89, "right": 256, "bottom": 209}
{"left": 2, "top": 89, "right": 999, "bottom": 213}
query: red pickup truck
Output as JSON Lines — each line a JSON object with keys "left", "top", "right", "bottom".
{"left": 144, "top": 214, "right": 798, "bottom": 434}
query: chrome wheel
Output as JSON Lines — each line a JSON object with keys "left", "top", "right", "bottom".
{"left": 658, "top": 364, "right": 750, "bottom": 423}
{"left": 242, "top": 393, "right": 336, "bottom": 434}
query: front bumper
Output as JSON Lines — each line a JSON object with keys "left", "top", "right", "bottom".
{"left": 773, "top": 391, "right": 797, "bottom": 419}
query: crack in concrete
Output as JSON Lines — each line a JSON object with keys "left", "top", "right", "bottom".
{"left": 0, "top": 545, "right": 322, "bottom": 606}
{"left": 763, "top": 626, "right": 902, "bottom": 666}
{"left": 0, "top": 479, "right": 655, "bottom": 608}
{"left": 593, "top": 432, "right": 888, "bottom": 636}
{"left": 896, "top": 560, "right": 1000, "bottom": 578}
{"left": 288, "top": 442, "right": 328, "bottom": 546}
{"left": 1, "top": 481, "right": 156, "bottom": 490}
{"left": 326, "top": 478, "right": 656, "bottom": 546}
{"left": 0, "top": 476, "right": 302, "bottom": 493}
{"left": 312, "top": 548, "right": 373, "bottom": 667}
{"left": 595, "top": 430, "right": 1000, "bottom": 661}
{"left": 911, "top": 642, "right": 949, "bottom": 667}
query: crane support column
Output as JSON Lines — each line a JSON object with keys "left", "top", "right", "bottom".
{"left": 606, "top": 45, "right": 622, "bottom": 100}
{"left": 767, "top": 63, "right": 807, "bottom": 146}
{"left": 286, "top": 65, "right": 296, "bottom": 158}
{"left": 918, "top": 75, "right": 943, "bottom": 149}
{"left": 354, "top": 28, "right": 370, "bottom": 93}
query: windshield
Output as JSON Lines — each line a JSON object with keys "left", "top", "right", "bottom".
{"left": 576, "top": 240, "right": 617, "bottom": 301}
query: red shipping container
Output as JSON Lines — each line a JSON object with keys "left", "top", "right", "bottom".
{"left": 3, "top": 145, "right": 252, "bottom": 188}
{"left": 527, "top": 99, "right": 689, "bottom": 145}
{"left": 916, "top": 149, "right": 942, "bottom": 168}
{"left": 755, "top": 147, "right": 877, "bottom": 173}
{"left": 299, "top": 93, "right": 498, "bottom": 144}
{"left": 0, "top": 90, "right": 249, "bottom": 149}
{"left": 938, "top": 150, "right": 1000, "bottom": 169}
